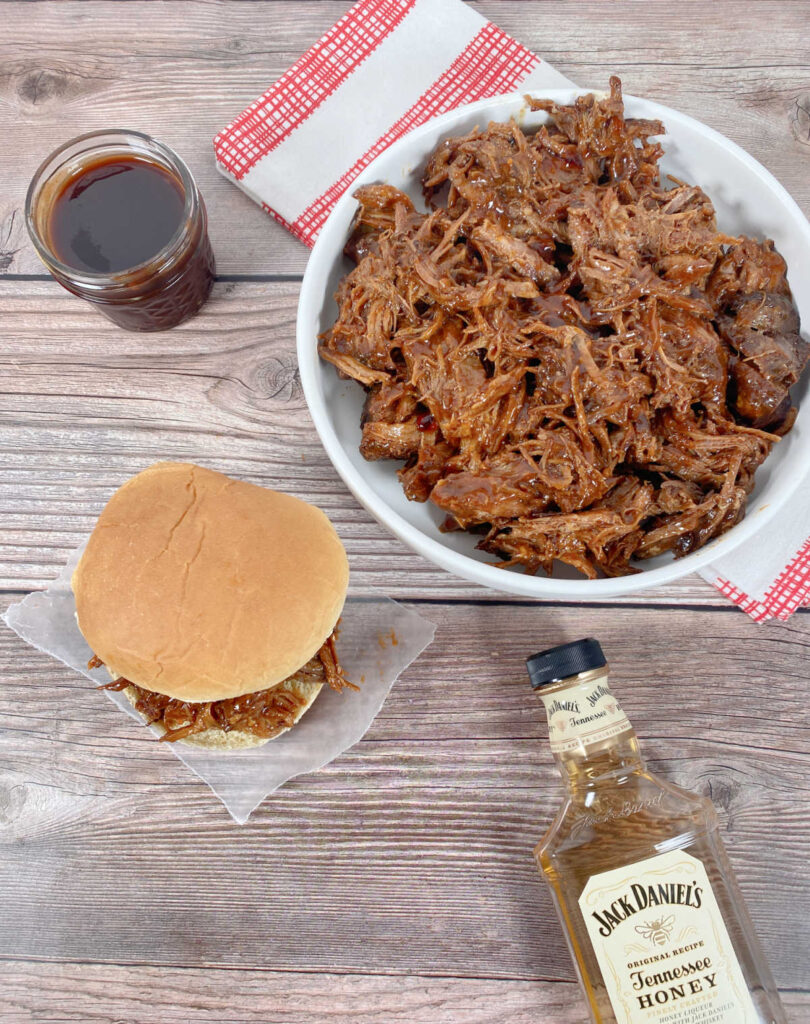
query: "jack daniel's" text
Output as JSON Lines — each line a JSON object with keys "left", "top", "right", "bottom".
{"left": 591, "top": 880, "right": 704, "bottom": 938}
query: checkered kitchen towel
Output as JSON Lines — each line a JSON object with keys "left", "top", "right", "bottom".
{"left": 213, "top": 0, "right": 810, "bottom": 621}
{"left": 705, "top": 504, "right": 810, "bottom": 621}
{"left": 213, "top": 0, "right": 573, "bottom": 244}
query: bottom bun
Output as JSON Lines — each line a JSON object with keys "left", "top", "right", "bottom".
{"left": 122, "top": 678, "right": 323, "bottom": 750}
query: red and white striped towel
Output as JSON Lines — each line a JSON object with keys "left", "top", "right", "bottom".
{"left": 213, "top": 0, "right": 572, "bottom": 245}
{"left": 213, "top": 0, "right": 810, "bottom": 621}
{"left": 702, "top": 504, "right": 810, "bottom": 622}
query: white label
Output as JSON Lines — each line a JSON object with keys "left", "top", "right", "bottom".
{"left": 579, "top": 850, "right": 759, "bottom": 1023}
{"left": 540, "top": 678, "right": 631, "bottom": 753}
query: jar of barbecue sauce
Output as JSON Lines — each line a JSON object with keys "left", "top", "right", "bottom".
{"left": 25, "top": 130, "right": 215, "bottom": 331}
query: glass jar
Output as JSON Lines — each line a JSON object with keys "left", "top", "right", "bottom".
{"left": 25, "top": 130, "right": 215, "bottom": 331}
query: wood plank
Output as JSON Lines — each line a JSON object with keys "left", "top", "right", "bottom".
{"left": 1, "top": 961, "right": 809, "bottom": 1024}
{"left": 0, "top": 966, "right": 579, "bottom": 1024}
{"left": 1, "top": 602, "right": 808, "bottom": 986}
{"left": 1, "top": 1, "right": 808, "bottom": 276}
{"left": 0, "top": 278, "right": 776, "bottom": 606}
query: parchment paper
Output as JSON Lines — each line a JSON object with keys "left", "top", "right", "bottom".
{"left": 2, "top": 545, "right": 435, "bottom": 823}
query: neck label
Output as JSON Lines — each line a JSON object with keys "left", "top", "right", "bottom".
{"left": 579, "top": 850, "right": 759, "bottom": 1023}
{"left": 540, "top": 677, "right": 630, "bottom": 753}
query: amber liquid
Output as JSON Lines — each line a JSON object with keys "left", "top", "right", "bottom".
{"left": 535, "top": 674, "right": 786, "bottom": 1024}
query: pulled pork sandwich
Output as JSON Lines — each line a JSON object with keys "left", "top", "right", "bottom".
{"left": 319, "top": 76, "right": 808, "bottom": 578}
{"left": 73, "top": 462, "right": 352, "bottom": 747}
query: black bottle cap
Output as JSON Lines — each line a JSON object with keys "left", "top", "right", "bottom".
{"left": 526, "top": 638, "right": 607, "bottom": 689}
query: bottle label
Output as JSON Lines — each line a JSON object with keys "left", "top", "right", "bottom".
{"left": 540, "top": 678, "right": 631, "bottom": 753}
{"left": 578, "top": 850, "right": 759, "bottom": 1023}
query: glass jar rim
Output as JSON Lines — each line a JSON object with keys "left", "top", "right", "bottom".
{"left": 25, "top": 129, "right": 199, "bottom": 285}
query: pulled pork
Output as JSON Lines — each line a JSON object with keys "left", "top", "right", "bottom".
{"left": 92, "top": 632, "right": 353, "bottom": 743}
{"left": 319, "top": 77, "right": 807, "bottom": 578}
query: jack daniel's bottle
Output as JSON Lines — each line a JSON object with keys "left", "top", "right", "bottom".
{"left": 528, "top": 638, "right": 786, "bottom": 1024}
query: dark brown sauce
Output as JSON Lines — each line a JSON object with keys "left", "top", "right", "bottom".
{"left": 48, "top": 155, "right": 185, "bottom": 274}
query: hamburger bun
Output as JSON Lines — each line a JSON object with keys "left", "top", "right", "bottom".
{"left": 121, "top": 676, "right": 323, "bottom": 750}
{"left": 73, "top": 462, "right": 349, "bottom": 704}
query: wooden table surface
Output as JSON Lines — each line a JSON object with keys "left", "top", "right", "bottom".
{"left": 2, "top": 2, "right": 809, "bottom": 1021}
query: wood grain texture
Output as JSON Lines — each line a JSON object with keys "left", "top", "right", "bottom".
{"left": 0, "top": 1, "right": 808, "bottom": 277}
{"left": 1, "top": 961, "right": 809, "bottom": 1024}
{"left": 2, "top": 601, "right": 809, "bottom": 990}
{"left": 0, "top": 278, "right": 776, "bottom": 605}
{"left": 0, "top": 965, "right": 589, "bottom": 1024}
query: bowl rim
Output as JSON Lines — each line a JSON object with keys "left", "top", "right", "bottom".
{"left": 297, "top": 87, "right": 810, "bottom": 598}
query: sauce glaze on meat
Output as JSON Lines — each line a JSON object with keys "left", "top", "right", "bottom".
{"left": 319, "top": 77, "right": 807, "bottom": 578}
{"left": 95, "top": 632, "right": 353, "bottom": 743}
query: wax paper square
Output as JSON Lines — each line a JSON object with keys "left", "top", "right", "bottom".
{"left": 3, "top": 545, "right": 435, "bottom": 823}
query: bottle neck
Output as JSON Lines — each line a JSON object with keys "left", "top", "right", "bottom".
{"left": 537, "top": 668, "right": 644, "bottom": 788}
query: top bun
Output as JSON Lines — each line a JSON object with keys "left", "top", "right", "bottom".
{"left": 72, "top": 462, "right": 349, "bottom": 702}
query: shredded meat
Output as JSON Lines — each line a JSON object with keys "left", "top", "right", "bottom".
{"left": 318, "top": 77, "right": 807, "bottom": 578}
{"left": 93, "top": 631, "right": 354, "bottom": 743}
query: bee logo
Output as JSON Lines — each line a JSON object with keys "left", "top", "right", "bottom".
{"left": 635, "top": 915, "right": 675, "bottom": 947}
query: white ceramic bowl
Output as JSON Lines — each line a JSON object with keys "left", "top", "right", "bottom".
{"left": 297, "top": 89, "right": 810, "bottom": 598}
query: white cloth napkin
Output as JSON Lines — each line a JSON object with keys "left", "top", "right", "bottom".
{"left": 213, "top": 0, "right": 810, "bottom": 620}
{"left": 699, "top": 504, "right": 810, "bottom": 621}
{"left": 214, "top": 0, "right": 573, "bottom": 244}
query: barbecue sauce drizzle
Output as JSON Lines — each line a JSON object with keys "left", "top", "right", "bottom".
{"left": 90, "top": 632, "right": 354, "bottom": 742}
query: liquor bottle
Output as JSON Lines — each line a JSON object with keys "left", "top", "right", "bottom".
{"left": 527, "top": 638, "right": 786, "bottom": 1024}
